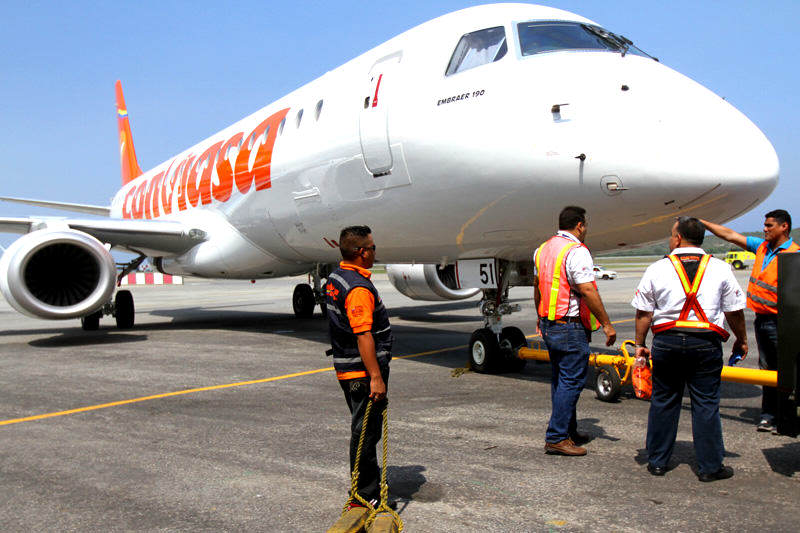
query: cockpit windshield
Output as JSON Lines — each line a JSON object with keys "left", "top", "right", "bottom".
{"left": 517, "top": 21, "right": 653, "bottom": 59}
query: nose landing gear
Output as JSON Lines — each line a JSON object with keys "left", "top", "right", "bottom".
{"left": 468, "top": 286, "right": 528, "bottom": 373}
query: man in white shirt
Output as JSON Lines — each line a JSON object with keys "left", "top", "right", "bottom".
{"left": 534, "top": 206, "right": 616, "bottom": 456}
{"left": 631, "top": 217, "right": 747, "bottom": 482}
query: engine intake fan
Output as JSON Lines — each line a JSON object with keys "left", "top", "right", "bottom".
{"left": 0, "top": 230, "right": 117, "bottom": 319}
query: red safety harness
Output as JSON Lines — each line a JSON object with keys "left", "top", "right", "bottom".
{"left": 651, "top": 254, "right": 730, "bottom": 341}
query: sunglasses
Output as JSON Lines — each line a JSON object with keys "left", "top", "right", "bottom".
{"left": 356, "top": 245, "right": 377, "bottom": 252}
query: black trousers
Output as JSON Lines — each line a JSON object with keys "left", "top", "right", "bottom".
{"left": 646, "top": 333, "right": 724, "bottom": 475}
{"left": 754, "top": 314, "right": 778, "bottom": 418}
{"left": 339, "top": 366, "right": 389, "bottom": 503}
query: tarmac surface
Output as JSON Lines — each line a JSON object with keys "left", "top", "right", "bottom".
{"left": 1, "top": 265, "right": 799, "bottom": 532}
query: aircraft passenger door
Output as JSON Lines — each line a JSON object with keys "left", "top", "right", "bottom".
{"left": 359, "top": 53, "right": 401, "bottom": 176}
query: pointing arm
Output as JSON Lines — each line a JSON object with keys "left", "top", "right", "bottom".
{"left": 699, "top": 218, "right": 747, "bottom": 249}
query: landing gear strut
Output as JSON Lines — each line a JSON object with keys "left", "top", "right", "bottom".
{"left": 79, "top": 289, "right": 136, "bottom": 331}
{"left": 292, "top": 264, "right": 332, "bottom": 318}
{"left": 467, "top": 262, "right": 528, "bottom": 373}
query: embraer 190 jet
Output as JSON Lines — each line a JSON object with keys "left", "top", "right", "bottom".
{"left": 0, "top": 4, "right": 778, "bottom": 372}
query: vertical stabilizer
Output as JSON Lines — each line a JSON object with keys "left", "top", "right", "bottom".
{"left": 115, "top": 81, "right": 143, "bottom": 185}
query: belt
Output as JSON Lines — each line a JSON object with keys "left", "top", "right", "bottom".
{"left": 653, "top": 330, "right": 720, "bottom": 340}
{"left": 544, "top": 316, "right": 582, "bottom": 324}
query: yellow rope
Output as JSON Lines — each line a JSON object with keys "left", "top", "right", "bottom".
{"left": 341, "top": 400, "right": 375, "bottom": 514}
{"left": 365, "top": 402, "right": 404, "bottom": 532}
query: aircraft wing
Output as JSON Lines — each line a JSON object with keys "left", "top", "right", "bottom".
{"left": 0, "top": 196, "right": 111, "bottom": 216}
{"left": 0, "top": 216, "right": 204, "bottom": 256}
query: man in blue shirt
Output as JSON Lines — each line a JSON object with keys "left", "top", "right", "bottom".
{"left": 700, "top": 210, "right": 798, "bottom": 432}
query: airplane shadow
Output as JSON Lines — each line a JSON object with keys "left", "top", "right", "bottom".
{"left": 28, "top": 332, "right": 148, "bottom": 348}
{"left": 388, "top": 297, "right": 529, "bottom": 324}
{"left": 8, "top": 303, "right": 769, "bottom": 412}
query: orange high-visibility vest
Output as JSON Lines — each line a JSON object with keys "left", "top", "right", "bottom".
{"left": 535, "top": 235, "right": 599, "bottom": 331}
{"left": 746, "top": 240, "right": 800, "bottom": 314}
{"left": 651, "top": 254, "right": 730, "bottom": 341}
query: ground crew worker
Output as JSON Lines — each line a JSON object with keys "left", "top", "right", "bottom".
{"left": 534, "top": 206, "right": 616, "bottom": 456}
{"left": 700, "top": 209, "right": 798, "bottom": 432}
{"left": 632, "top": 217, "right": 747, "bottom": 481}
{"left": 326, "top": 225, "right": 395, "bottom": 510}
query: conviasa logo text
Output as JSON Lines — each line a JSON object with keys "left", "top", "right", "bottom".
{"left": 122, "top": 108, "right": 290, "bottom": 219}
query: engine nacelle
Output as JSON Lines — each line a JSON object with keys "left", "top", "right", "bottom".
{"left": 0, "top": 230, "right": 117, "bottom": 319}
{"left": 385, "top": 264, "right": 480, "bottom": 301}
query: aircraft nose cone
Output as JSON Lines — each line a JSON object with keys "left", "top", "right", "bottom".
{"left": 703, "top": 96, "right": 779, "bottom": 193}
{"left": 621, "top": 61, "right": 779, "bottom": 218}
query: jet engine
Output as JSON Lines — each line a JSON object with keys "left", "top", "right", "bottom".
{"left": 0, "top": 230, "right": 117, "bottom": 319}
{"left": 385, "top": 264, "right": 480, "bottom": 301}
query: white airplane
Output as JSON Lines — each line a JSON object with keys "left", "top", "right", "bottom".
{"left": 0, "top": 3, "right": 778, "bottom": 372}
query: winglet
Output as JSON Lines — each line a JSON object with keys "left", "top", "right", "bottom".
{"left": 115, "top": 80, "right": 143, "bottom": 186}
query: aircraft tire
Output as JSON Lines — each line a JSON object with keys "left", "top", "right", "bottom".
{"left": 115, "top": 290, "right": 135, "bottom": 329}
{"left": 595, "top": 365, "right": 622, "bottom": 402}
{"left": 293, "top": 283, "right": 315, "bottom": 318}
{"left": 499, "top": 326, "right": 527, "bottom": 373}
{"left": 81, "top": 310, "right": 102, "bottom": 331}
{"left": 469, "top": 328, "right": 501, "bottom": 373}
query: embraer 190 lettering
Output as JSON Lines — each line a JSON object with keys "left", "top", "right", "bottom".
{"left": 0, "top": 4, "right": 779, "bottom": 372}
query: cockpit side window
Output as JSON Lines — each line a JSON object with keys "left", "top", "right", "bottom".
{"left": 445, "top": 26, "right": 507, "bottom": 76}
{"left": 517, "top": 21, "right": 651, "bottom": 58}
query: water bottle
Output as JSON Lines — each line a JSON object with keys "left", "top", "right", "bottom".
{"left": 728, "top": 350, "right": 744, "bottom": 366}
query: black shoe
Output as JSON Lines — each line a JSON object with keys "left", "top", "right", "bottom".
{"left": 647, "top": 464, "right": 668, "bottom": 476}
{"left": 569, "top": 431, "right": 591, "bottom": 446}
{"left": 698, "top": 465, "right": 734, "bottom": 482}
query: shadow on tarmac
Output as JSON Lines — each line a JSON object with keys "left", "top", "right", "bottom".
{"left": 13, "top": 304, "right": 769, "bottom": 420}
{"left": 762, "top": 441, "right": 800, "bottom": 476}
{"left": 28, "top": 332, "right": 148, "bottom": 347}
{"left": 387, "top": 465, "right": 431, "bottom": 511}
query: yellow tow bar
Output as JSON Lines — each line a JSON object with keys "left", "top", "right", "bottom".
{"left": 517, "top": 339, "right": 776, "bottom": 402}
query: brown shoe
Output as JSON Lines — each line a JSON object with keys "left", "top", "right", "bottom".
{"left": 544, "top": 438, "right": 587, "bottom": 456}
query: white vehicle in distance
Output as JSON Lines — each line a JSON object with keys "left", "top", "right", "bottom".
{"left": 593, "top": 265, "right": 618, "bottom": 280}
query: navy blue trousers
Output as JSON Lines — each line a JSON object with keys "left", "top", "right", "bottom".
{"left": 540, "top": 319, "right": 590, "bottom": 443}
{"left": 646, "top": 333, "right": 724, "bottom": 475}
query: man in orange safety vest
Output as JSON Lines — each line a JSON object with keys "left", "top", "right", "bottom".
{"left": 632, "top": 217, "right": 747, "bottom": 481}
{"left": 534, "top": 206, "right": 616, "bottom": 457}
{"left": 701, "top": 209, "right": 798, "bottom": 433}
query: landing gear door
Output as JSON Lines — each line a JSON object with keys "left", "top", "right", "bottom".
{"left": 360, "top": 53, "right": 401, "bottom": 176}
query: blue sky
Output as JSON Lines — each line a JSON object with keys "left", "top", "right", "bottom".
{"left": 1, "top": 1, "right": 797, "bottom": 251}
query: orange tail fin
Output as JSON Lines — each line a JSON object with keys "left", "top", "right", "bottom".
{"left": 115, "top": 80, "right": 143, "bottom": 185}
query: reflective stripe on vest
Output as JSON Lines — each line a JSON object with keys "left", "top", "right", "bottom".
{"left": 651, "top": 254, "right": 730, "bottom": 341}
{"left": 746, "top": 240, "right": 800, "bottom": 314}
{"left": 536, "top": 237, "right": 580, "bottom": 320}
{"left": 535, "top": 236, "right": 600, "bottom": 330}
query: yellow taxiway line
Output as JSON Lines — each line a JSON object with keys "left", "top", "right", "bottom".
{"left": 0, "top": 318, "right": 635, "bottom": 427}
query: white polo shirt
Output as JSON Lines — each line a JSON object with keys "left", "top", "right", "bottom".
{"left": 534, "top": 231, "right": 595, "bottom": 317}
{"left": 630, "top": 247, "right": 745, "bottom": 328}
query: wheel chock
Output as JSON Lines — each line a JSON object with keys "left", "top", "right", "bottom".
{"left": 367, "top": 512, "right": 401, "bottom": 533}
{"left": 326, "top": 506, "right": 369, "bottom": 533}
